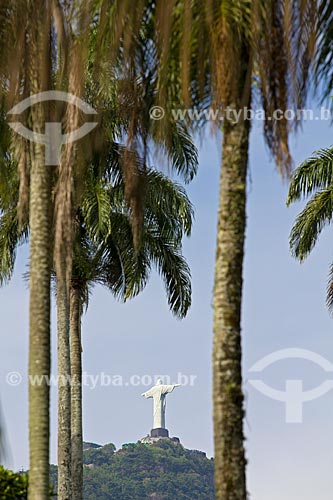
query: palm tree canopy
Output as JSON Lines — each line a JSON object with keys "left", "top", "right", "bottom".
{"left": 75, "top": 159, "right": 194, "bottom": 319}
{"left": 287, "top": 146, "right": 333, "bottom": 311}
{"left": 313, "top": 0, "right": 333, "bottom": 101}
{"left": 0, "top": 139, "right": 194, "bottom": 318}
{"left": 287, "top": 148, "right": 333, "bottom": 203}
{"left": 287, "top": 147, "right": 333, "bottom": 259}
{"left": 0, "top": 114, "right": 28, "bottom": 285}
{"left": 94, "top": 0, "right": 317, "bottom": 175}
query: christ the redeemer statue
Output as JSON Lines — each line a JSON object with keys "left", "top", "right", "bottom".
{"left": 142, "top": 379, "right": 181, "bottom": 438}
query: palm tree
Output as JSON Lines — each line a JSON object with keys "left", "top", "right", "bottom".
{"left": 66, "top": 32, "right": 198, "bottom": 492}
{"left": 0, "top": 4, "right": 107, "bottom": 498}
{"left": 23, "top": 7, "right": 53, "bottom": 498}
{"left": 0, "top": 2, "right": 94, "bottom": 497}
{"left": 0, "top": 180, "right": 71, "bottom": 499}
{"left": 0, "top": 7, "right": 63, "bottom": 493}
{"left": 68, "top": 152, "right": 193, "bottom": 500}
{"left": 103, "top": 2, "right": 316, "bottom": 497}
{"left": 0, "top": 150, "right": 194, "bottom": 500}
{"left": 211, "top": 16, "right": 313, "bottom": 494}
{"left": 287, "top": 147, "right": 333, "bottom": 309}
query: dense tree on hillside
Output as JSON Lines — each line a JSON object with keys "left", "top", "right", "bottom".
{"left": 0, "top": 466, "right": 28, "bottom": 500}
{"left": 0, "top": 466, "right": 55, "bottom": 499}
{"left": 50, "top": 441, "right": 214, "bottom": 500}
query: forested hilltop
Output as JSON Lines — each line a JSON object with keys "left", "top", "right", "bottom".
{"left": 50, "top": 440, "right": 214, "bottom": 500}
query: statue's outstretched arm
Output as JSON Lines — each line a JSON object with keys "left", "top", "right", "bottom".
{"left": 141, "top": 390, "right": 153, "bottom": 398}
{"left": 164, "top": 384, "right": 181, "bottom": 394}
{"left": 172, "top": 384, "right": 181, "bottom": 390}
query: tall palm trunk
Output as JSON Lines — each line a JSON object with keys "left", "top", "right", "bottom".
{"left": 57, "top": 279, "right": 71, "bottom": 500}
{"left": 28, "top": 6, "right": 52, "bottom": 498}
{"left": 213, "top": 66, "right": 251, "bottom": 497}
{"left": 28, "top": 135, "right": 52, "bottom": 500}
{"left": 70, "top": 285, "right": 83, "bottom": 500}
{"left": 213, "top": 115, "right": 250, "bottom": 499}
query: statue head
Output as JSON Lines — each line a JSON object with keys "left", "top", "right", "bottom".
{"left": 156, "top": 378, "right": 163, "bottom": 385}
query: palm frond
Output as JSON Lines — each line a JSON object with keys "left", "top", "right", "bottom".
{"left": 314, "top": 0, "right": 333, "bottom": 102}
{"left": 0, "top": 211, "right": 29, "bottom": 285}
{"left": 81, "top": 175, "right": 112, "bottom": 243}
{"left": 109, "top": 168, "right": 194, "bottom": 240}
{"left": 289, "top": 187, "right": 333, "bottom": 261}
{"left": 287, "top": 147, "right": 333, "bottom": 204}
{"left": 0, "top": 156, "right": 28, "bottom": 285}
{"left": 257, "top": 0, "right": 317, "bottom": 174}
{"left": 144, "top": 170, "right": 194, "bottom": 238}
{"left": 143, "top": 231, "right": 191, "bottom": 318}
{"left": 157, "top": 121, "right": 198, "bottom": 184}
{"left": 76, "top": 156, "right": 193, "bottom": 318}
{"left": 96, "top": 212, "right": 151, "bottom": 301}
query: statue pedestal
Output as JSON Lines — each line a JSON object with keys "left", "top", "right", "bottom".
{"left": 140, "top": 428, "right": 180, "bottom": 445}
{"left": 150, "top": 428, "right": 169, "bottom": 438}
{"left": 140, "top": 434, "right": 180, "bottom": 445}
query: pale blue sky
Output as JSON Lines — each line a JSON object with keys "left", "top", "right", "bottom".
{"left": 1, "top": 106, "right": 333, "bottom": 499}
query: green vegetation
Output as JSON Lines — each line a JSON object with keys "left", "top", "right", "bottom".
{"left": 0, "top": 466, "right": 54, "bottom": 499}
{"left": 49, "top": 441, "right": 214, "bottom": 500}
{"left": 0, "top": 467, "right": 28, "bottom": 500}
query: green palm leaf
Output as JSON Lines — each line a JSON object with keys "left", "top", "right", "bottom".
{"left": 143, "top": 230, "right": 191, "bottom": 319}
{"left": 79, "top": 159, "right": 193, "bottom": 317}
{"left": 289, "top": 187, "right": 333, "bottom": 261}
{"left": 287, "top": 147, "right": 333, "bottom": 204}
